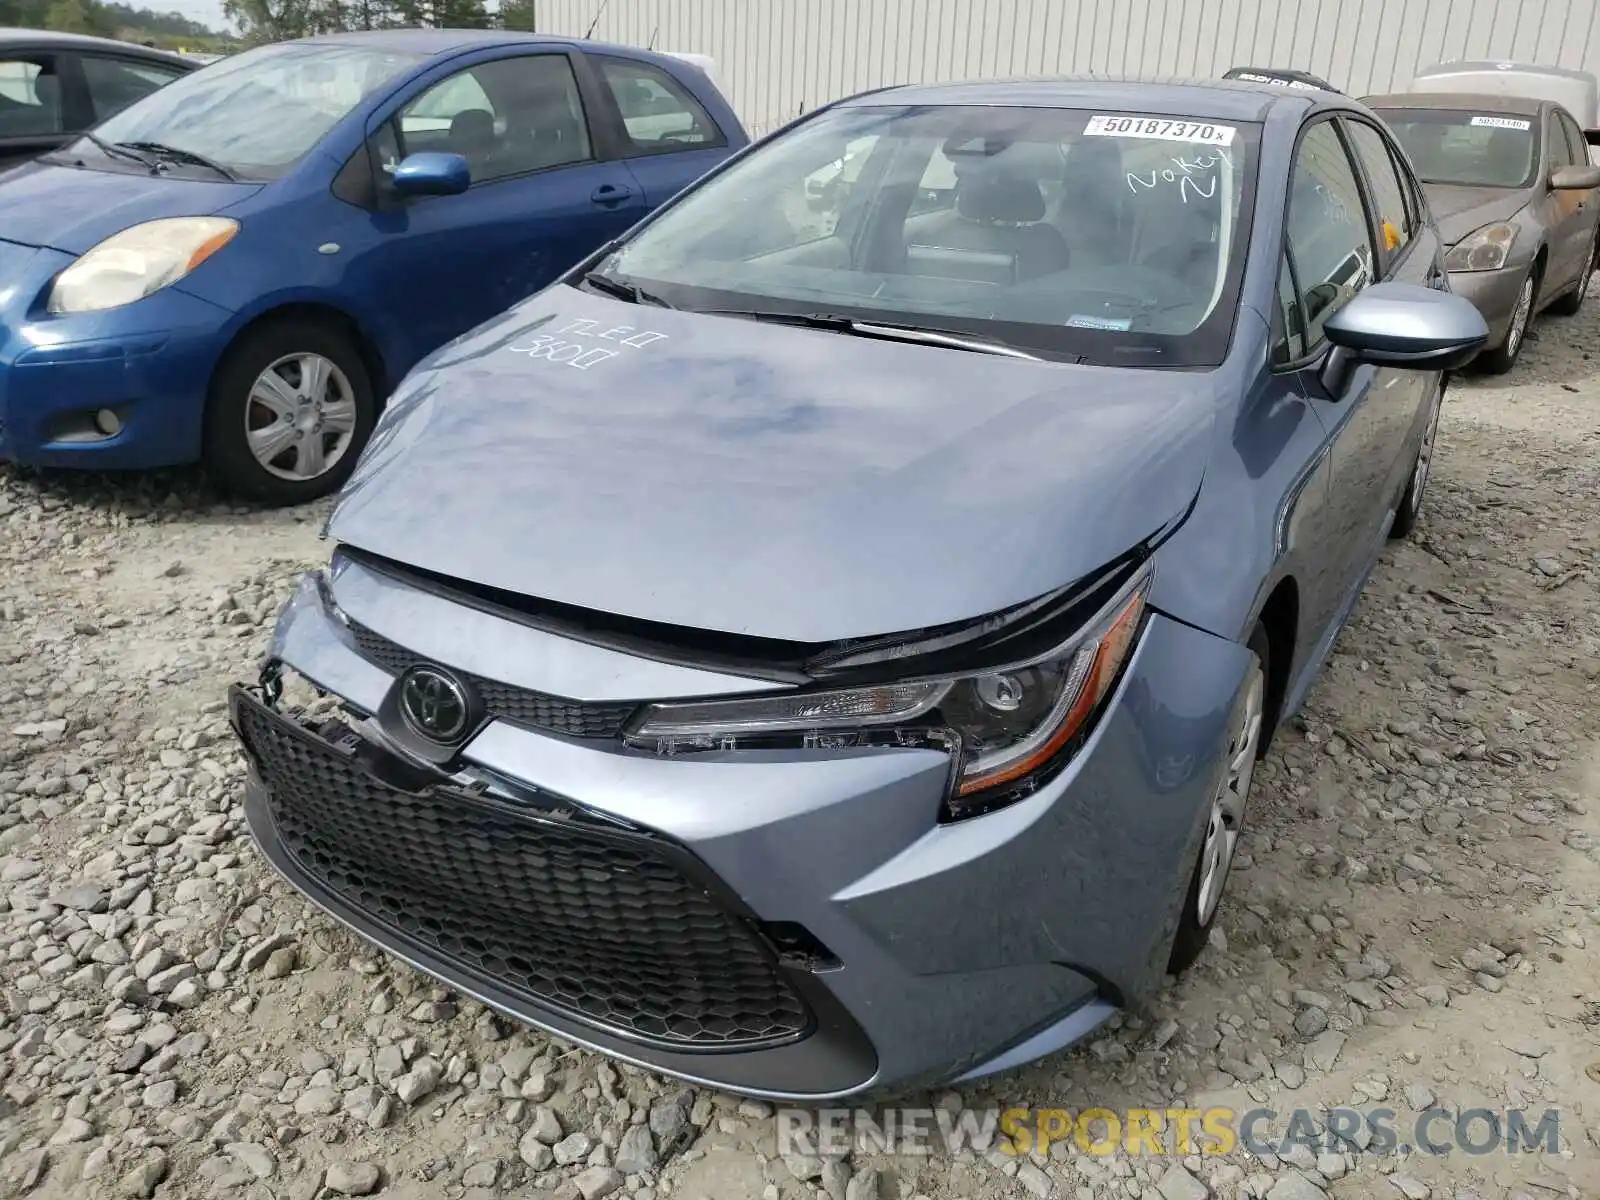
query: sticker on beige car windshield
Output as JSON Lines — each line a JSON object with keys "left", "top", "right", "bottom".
{"left": 1469, "top": 115, "right": 1532, "bottom": 130}
{"left": 1084, "top": 116, "right": 1237, "bottom": 146}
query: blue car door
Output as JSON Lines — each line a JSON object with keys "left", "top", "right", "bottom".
{"left": 579, "top": 51, "right": 737, "bottom": 211}
{"left": 336, "top": 47, "right": 647, "bottom": 374}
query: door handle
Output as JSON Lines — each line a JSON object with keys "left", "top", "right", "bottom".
{"left": 591, "top": 183, "right": 633, "bottom": 206}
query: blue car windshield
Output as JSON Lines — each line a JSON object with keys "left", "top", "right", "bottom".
{"left": 602, "top": 103, "right": 1261, "bottom": 366}
{"left": 78, "top": 42, "right": 426, "bottom": 180}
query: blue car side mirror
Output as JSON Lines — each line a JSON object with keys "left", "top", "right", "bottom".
{"left": 392, "top": 152, "right": 471, "bottom": 197}
{"left": 1322, "top": 281, "right": 1488, "bottom": 389}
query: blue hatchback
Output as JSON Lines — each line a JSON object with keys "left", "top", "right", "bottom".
{"left": 0, "top": 30, "right": 746, "bottom": 503}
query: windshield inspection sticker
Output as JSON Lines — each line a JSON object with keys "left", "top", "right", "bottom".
{"left": 1084, "top": 115, "right": 1237, "bottom": 146}
{"left": 507, "top": 317, "right": 669, "bottom": 370}
{"left": 1470, "top": 115, "right": 1532, "bottom": 130}
{"left": 1065, "top": 313, "right": 1133, "bottom": 331}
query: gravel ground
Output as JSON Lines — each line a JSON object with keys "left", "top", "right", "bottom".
{"left": 2, "top": 300, "right": 1598, "bottom": 1200}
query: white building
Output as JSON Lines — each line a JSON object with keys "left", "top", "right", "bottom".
{"left": 531, "top": 0, "right": 1600, "bottom": 136}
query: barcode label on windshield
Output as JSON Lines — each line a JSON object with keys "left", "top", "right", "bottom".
{"left": 1470, "top": 116, "right": 1532, "bottom": 130}
{"left": 1084, "top": 116, "right": 1237, "bottom": 145}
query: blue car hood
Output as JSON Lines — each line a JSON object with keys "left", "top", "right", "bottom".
{"left": 0, "top": 160, "right": 257, "bottom": 255}
{"left": 327, "top": 287, "right": 1218, "bottom": 643}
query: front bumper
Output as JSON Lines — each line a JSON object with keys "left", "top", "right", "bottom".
{"left": 233, "top": 557, "right": 1253, "bottom": 1100}
{"left": 1446, "top": 264, "right": 1530, "bottom": 351}
{"left": 0, "top": 238, "right": 231, "bottom": 469}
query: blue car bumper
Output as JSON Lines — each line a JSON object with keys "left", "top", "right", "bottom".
{"left": 0, "top": 239, "right": 233, "bottom": 470}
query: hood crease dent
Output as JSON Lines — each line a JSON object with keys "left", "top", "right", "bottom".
{"left": 327, "top": 287, "right": 1218, "bottom": 645}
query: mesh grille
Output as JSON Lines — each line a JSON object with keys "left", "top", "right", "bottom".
{"left": 347, "top": 621, "right": 638, "bottom": 739}
{"left": 235, "top": 694, "right": 811, "bottom": 1048}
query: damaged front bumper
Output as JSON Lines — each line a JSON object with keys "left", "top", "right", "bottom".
{"left": 230, "top": 554, "right": 1253, "bottom": 1101}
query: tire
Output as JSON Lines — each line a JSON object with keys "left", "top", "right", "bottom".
{"left": 1389, "top": 379, "right": 1442, "bottom": 540}
{"left": 202, "top": 318, "right": 377, "bottom": 507}
{"left": 1548, "top": 243, "right": 1594, "bottom": 317}
{"left": 1168, "top": 625, "right": 1269, "bottom": 975}
{"left": 1476, "top": 268, "right": 1536, "bottom": 375}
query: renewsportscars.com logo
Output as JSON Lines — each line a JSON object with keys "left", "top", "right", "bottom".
{"left": 775, "top": 1105, "right": 1563, "bottom": 1158}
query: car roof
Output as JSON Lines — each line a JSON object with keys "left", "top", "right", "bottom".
{"left": 838, "top": 76, "right": 1323, "bottom": 123}
{"left": 299, "top": 28, "right": 671, "bottom": 59}
{"left": 1365, "top": 91, "right": 1549, "bottom": 115}
{"left": 0, "top": 26, "right": 193, "bottom": 63}
{"left": 1414, "top": 60, "right": 1596, "bottom": 84}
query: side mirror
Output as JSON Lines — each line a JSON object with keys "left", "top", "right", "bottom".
{"left": 392, "top": 151, "right": 470, "bottom": 197}
{"left": 1321, "top": 282, "right": 1487, "bottom": 392}
{"left": 1550, "top": 163, "right": 1600, "bottom": 190}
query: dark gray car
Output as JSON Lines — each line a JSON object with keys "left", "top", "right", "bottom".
{"left": 230, "top": 78, "right": 1486, "bottom": 1100}
{"left": 1366, "top": 92, "right": 1600, "bottom": 373}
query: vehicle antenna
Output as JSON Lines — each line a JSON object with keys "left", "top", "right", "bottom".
{"left": 583, "top": 0, "right": 612, "bottom": 38}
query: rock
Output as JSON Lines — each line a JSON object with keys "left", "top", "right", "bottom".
{"left": 1156, "top": 1164, "right": 1209, "bottom": 1200}
{"left": 1502, "top": 1038, "right": 1548, "bottom": 1059}
{"left": 527, "top": 1104, "right": 563, "bottom": 1144}
{"left": 1265, "top": 1172, "right": 1327, "bottom": 1200}
{"left": 573, "top": 1165, "right": 624, "bottom": 1199}
{"left": 226, "top": 1142, "right": 275, "bottom": 1179}
{"left": 1388, "top": 1176, "right": 1430, "bottom": 1199}
{"left": 554, "top": 1131, "right": 594, "bottom": 1165}
{"left": 262, "top": 946, "right": 297, "bottom": 978}
{"left": 845, "top": 1167, "right": 881, "bottom": 1200}
{"left": 120, "top": 1151, "right": 169, "bottom": 1198}
{"left": 1015, "top": 1161, "right": 1052, "bottom": 1198}
{"left": 1405, "top": 1083, "right": 1436, "bottom": 1110}
{"left": 325, "top": 1161, "right": 382, "bottom": 1196}
{"left": 295, "top": 1086, "right": 341, "bottom": 1116}
{"left": 614, "top": 1123, "right": 657, "bottom": 1174}
{"left": 143, "top": 1080, "right": 178, "bottom": 1108}
{"left": 394, "top": 1057, "right": 443, "bottom": 1104}
{"left": 1292, "top": 1007, "right": 1329, "bottom": 1038}
{"left": 1304, "top": 1031, "right": 1345, "bottom": 1073}
{"left": 462, "top": 1161, "right": 500, "bottom": 1188}
{"left": 50, "top": 1116, "right": 94, "bottom": 1144}
{"left": 519, "top": 1128, "right": 555, "bottom": 1171}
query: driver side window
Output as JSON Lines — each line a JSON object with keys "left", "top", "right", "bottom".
{"left": 394, "top": 54, "right": 592, "bottom": 186}
{"left": 1284, "top": 121, "right": 1376, "bottom": 352}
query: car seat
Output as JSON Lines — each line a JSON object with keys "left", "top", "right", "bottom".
{"left": 1057, "top": 138, "right": 1129, "bottom": 268}
{"left": 904, "top": 173, "right": 1072, "bottom": 284}
{"left": 447, "top": 109, "right": 497, "bottom": 174}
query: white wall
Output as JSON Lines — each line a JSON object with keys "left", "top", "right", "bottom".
{"left": 531, "top": 0, "right": 1600, "bottom": 136}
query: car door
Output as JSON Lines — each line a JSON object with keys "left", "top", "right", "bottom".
{"left": 339, "top": 48, "right": 647, "bottom": 365}
{"left": 0, "top": 50, "right": 73, "bottom": 169}
{"left": 581, "top": 52, "right": 732, "bottom": 210}
{"left": 78, "top": 53, "right": 188, "bottom": 126}
{"left": 1279, "top": 118, "right": 1419, "bottom": 624}
{"left": 1552, "top": 107, "right": 1599, "bottom": 278}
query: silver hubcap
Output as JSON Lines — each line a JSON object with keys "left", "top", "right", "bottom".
{"left": 1410, "top": 387, "right": 1442, "bottom": 515}
{"left": 1506, "top": 277, "right": 1533, "bottom": 357}
{"left": 245, "top": 353, "right": 358, "bottom": 482}
{"left": 1196, "top": 665, "right": 1265, "bottom": 927}
{"left": 1580, "top": 258, "right": 1592, "bottom": 302}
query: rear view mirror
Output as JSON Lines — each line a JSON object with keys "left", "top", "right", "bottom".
{"left": 1321, "top": 282, "right": 1487, "bottom": 390}
{"left": 392, "top": 152, "right": 470, "bottom": 197}
{"left": 1551, "top": 164, "right": 1600, "bottom": 189}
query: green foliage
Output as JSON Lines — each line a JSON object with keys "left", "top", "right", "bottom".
{"left": 2, "top": 0, "right": 223, "bottom": 41}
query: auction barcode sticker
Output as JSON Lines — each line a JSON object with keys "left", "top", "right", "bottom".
{"left": 1084, "top": 115, "right": 1237, "bottom": 145}
{"left": 1470, "top": 115, "right": 1532, "bottom": 130}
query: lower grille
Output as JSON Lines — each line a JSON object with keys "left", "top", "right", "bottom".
{"left": 233, "top": 689, "right": 811, "bottom": 1049}
{"left": 346, "top": 621, "right": 638, "bottom": 739}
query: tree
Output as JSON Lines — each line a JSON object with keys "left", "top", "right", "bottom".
{"left": 498, "top": 0, "right": 534, "bottom": 31}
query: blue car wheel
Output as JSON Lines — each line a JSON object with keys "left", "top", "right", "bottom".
{"left": 202, "top": 317, "right": 378, "bottom": 507}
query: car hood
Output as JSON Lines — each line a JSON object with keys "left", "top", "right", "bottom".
{"left": 1424, "top": 184, "right": 1532, "bottom": 245}
{"left": 0, "top": 160, "right": 258, "bottom": 255}
{"left": 327, "top": 287, "right": 1219, "bottom": 644}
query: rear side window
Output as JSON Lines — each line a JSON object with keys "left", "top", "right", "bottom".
{"left": 1557, "top": 110, "right": 1587, "bottom": 165}
{"left": 0, "top": 57, "right": 63, "bottom": 137}
{"left": 82, "top": 56, "right": 186, "bottom": 122}
{"left": 1285, "top": 121, "right": 1376, "bottom": 349}
{"left": 1547, "top": 110, "right": 1577, "bottom": 168}
{"left": 1344, "top": 119, "right": 1414, "bottom": 260}
{"left": 596, "top": 57, "right": 721, "bottom": 154}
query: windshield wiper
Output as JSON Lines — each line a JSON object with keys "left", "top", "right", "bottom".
{"left": 117, "top": 141, "right": 239, "bottom": 181}
{"left": 80, "top": 132, "right": 160, "bottom": 170}
{"left": 580, "top": 271, "right": 674, "bottom": 308}
{"left": 700, "top": 309, "right": 1043, "bottom": 360}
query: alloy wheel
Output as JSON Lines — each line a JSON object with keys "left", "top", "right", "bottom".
{"left": 245, "top": 353, "right": 359, "bottom": 482}
{"left": 1410, "top": 386, "right": 1442, "bottom": 519}
{"left": 1195, "top": 665, "right": 1265, "bottom": 927}
{"left": 1505, "top": 276, "right": 1534, "bottom": 359}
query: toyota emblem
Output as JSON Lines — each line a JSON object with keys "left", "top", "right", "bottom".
{"left": 398, "top": 665, "right": 471, "bottom": 743}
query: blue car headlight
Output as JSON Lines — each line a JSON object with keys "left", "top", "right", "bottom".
{"left": 47, "top": 217, "right": 238, "bottom": 315}
{"left": 626, "top": 565, "right": 1152, "bottom": 819}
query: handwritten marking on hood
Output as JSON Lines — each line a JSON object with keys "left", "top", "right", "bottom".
{"left": 506, "top": 317, "right": 670, "bottom": 371}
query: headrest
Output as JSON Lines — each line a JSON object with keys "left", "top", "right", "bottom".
{"left": 449, "top": 109, "right": 495, "bottom": 141}
{"left": 957, "top": 175, "right": 1045, "bottom": 223}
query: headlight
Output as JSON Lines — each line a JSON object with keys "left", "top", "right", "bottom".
{"left": 625, "top": 566, "right": 1152, "bottom": 820}
{"left": 1444, "top": 222, "right": 1517, "bottom": 273}
{"left": 47, "top": 217, "right": 238, "bottom": 315}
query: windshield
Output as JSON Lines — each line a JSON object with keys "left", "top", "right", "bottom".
{"left": 75, "top": 42, "right": 426, "bottom": 180}
{"left": 1375, "top": 109, "right": 1539, "bottom": 188}
{"left": 598, "top": 104, "right": 1261, "bottom": 366}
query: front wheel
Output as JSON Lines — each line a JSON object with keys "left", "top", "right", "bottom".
{"left": 1476, "top": 270, "right": 1535, "bottom": 375}
{"left": 1167, "top": 626, "right": 1269, "bottom": 974}
{"left": 202, "top": 318, "right": 377, "bottom": 507}
{"left": 1389, "top": 381, "right": 1442, "bottom": 539}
